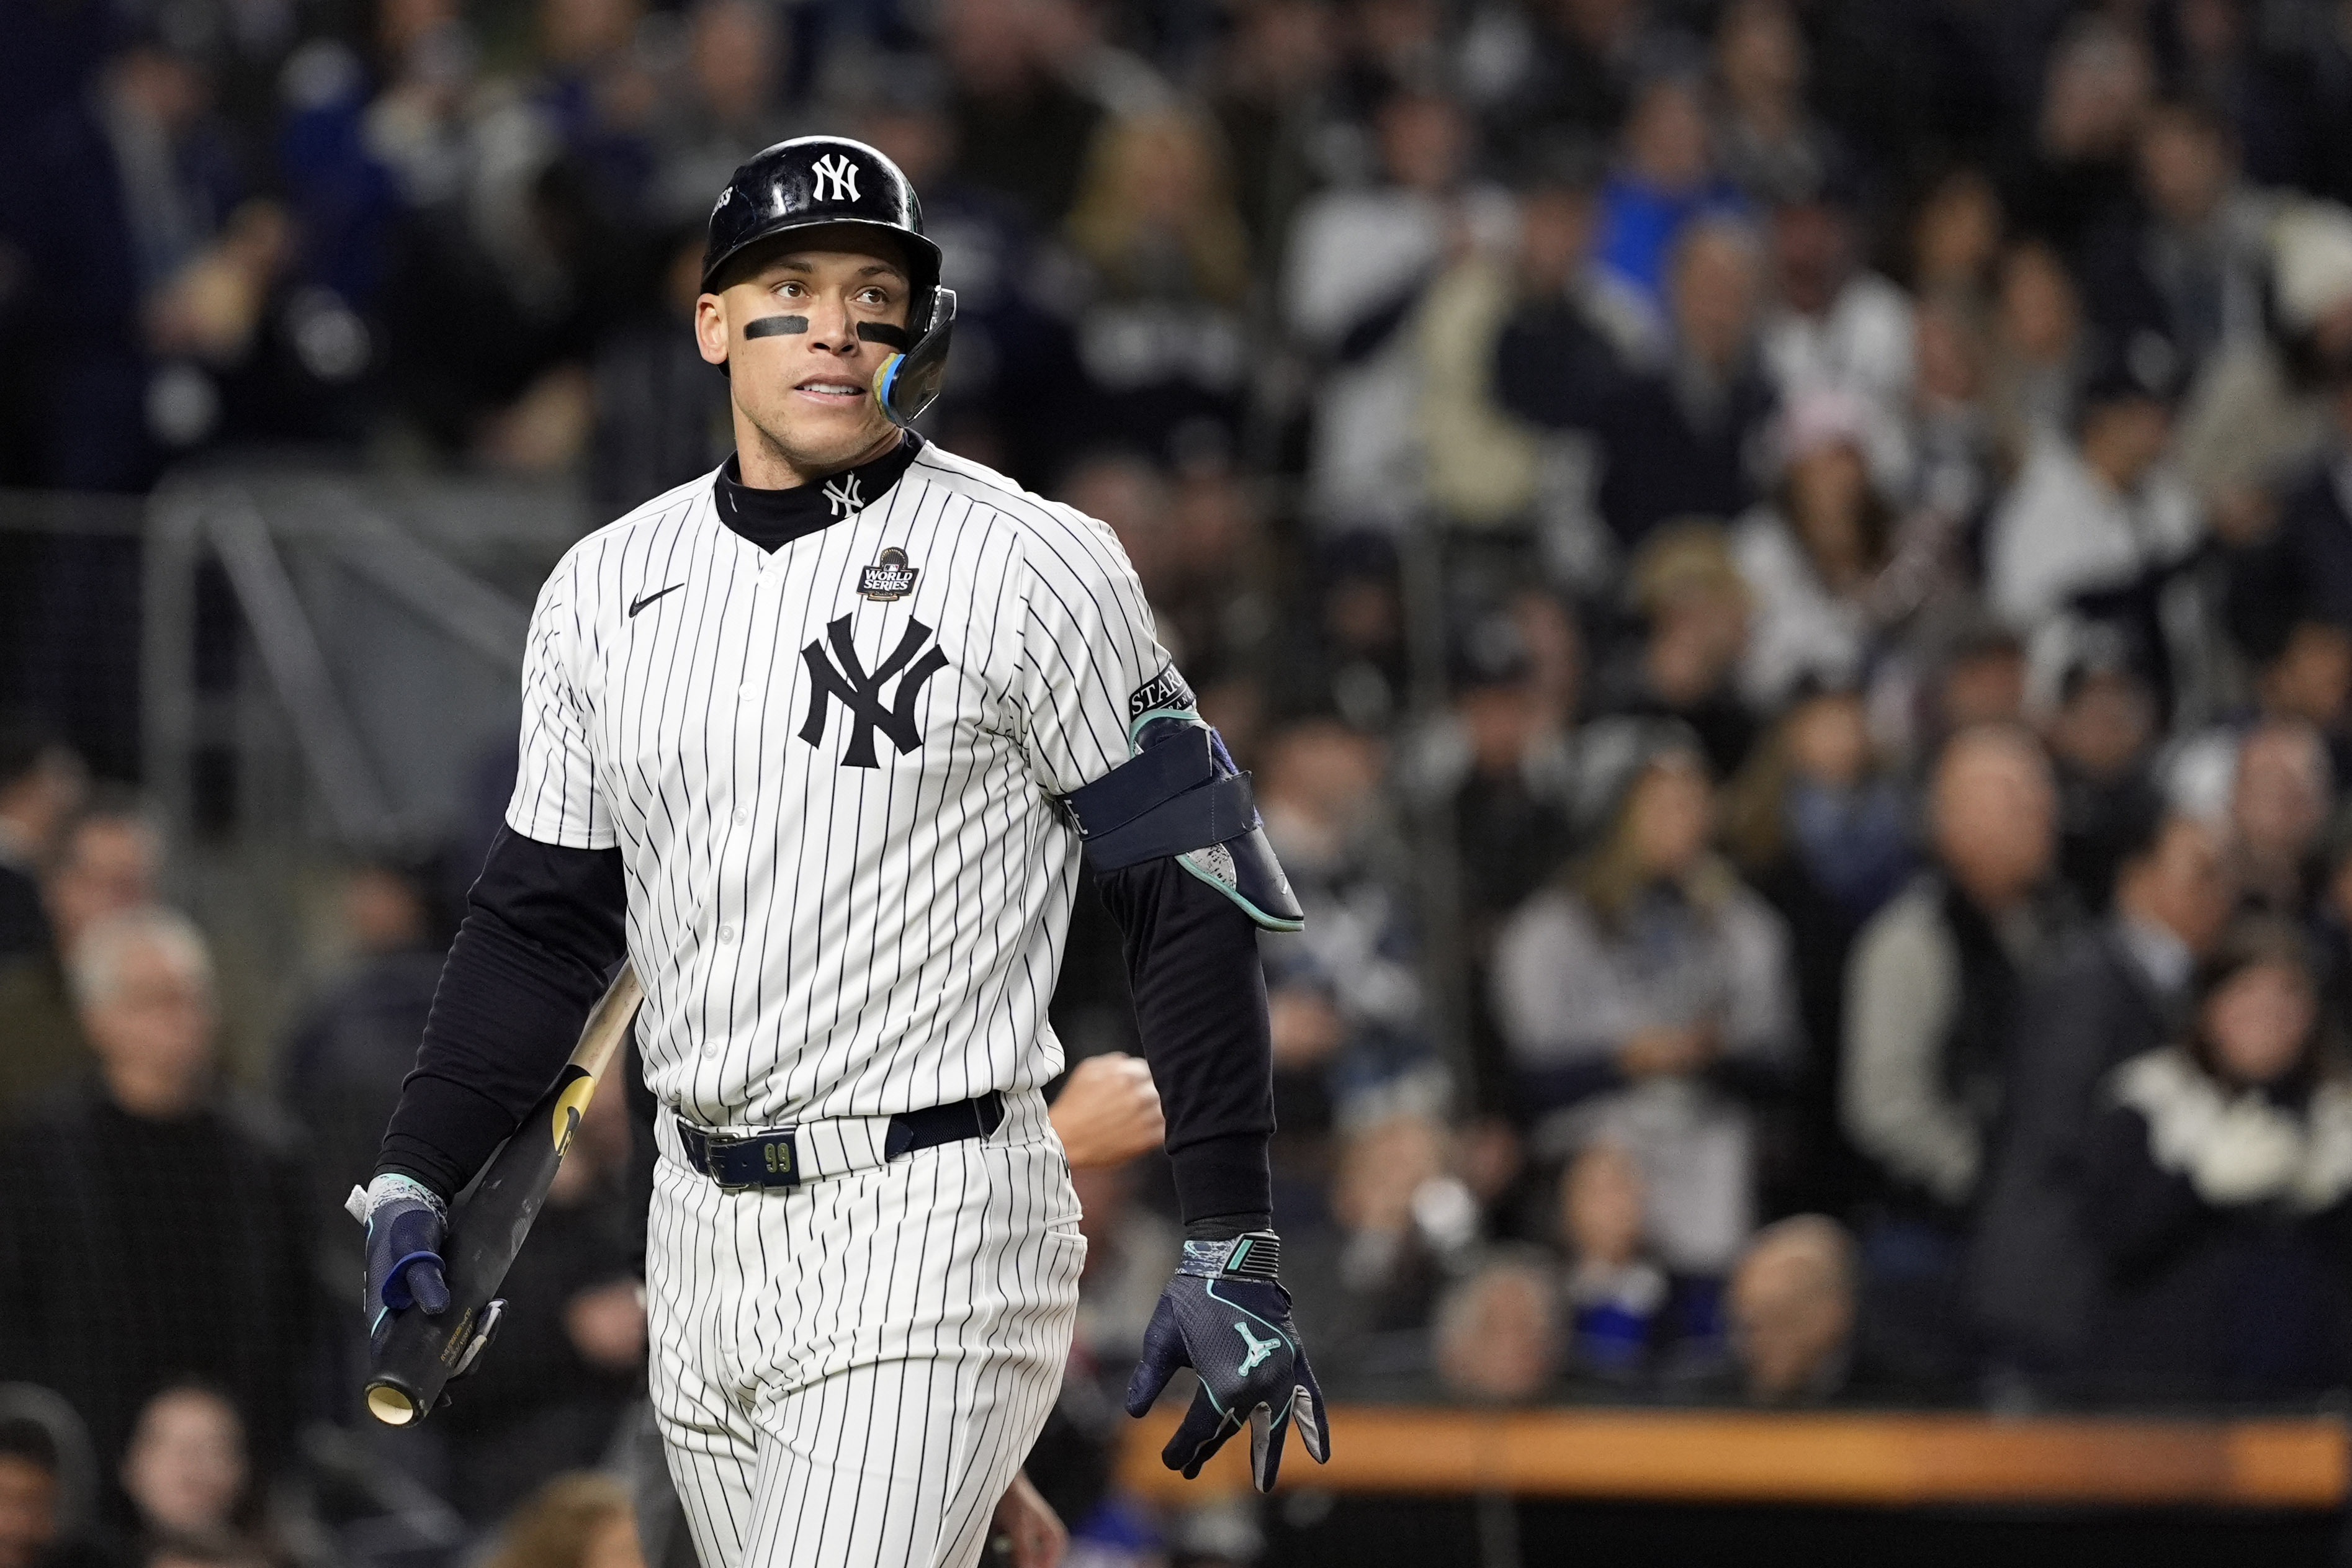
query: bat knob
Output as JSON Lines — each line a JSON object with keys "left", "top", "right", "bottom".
{"left": 365, "top": 1382, "right": 422, "bottom": 1426}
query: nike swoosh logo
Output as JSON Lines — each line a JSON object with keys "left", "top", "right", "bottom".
{"left": 628, "top": 584, "right": 685, "bottom": 618}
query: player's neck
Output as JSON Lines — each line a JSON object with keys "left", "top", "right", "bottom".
{"left": 735, "top": 420, "right": 904, "bottom": 490}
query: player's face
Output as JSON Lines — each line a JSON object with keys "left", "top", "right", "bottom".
{"left": 696, "top": 232, "right": 912, "bottom": 478}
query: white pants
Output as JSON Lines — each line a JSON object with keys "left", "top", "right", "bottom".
{"left": 646, "top": 1090, "right": 1084, "bottom": 1568}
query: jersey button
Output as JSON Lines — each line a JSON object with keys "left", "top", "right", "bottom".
{"left": 733, "top": 807, "right": 749, "bottom": 825}
{"left": 736, "top": 681, "right": 754, "bottom": 699}
{"left": 717, "top": 925, "right": 737, "bottom": 944}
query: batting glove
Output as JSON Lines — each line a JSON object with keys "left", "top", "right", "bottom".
{"left": 348, "top": 1174, "right": 451, "bottom": 1343}
{"left": 1123, "top": 1232, "right": 1331, "bottom": 1491}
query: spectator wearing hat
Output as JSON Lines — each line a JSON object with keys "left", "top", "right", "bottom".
{"left": 1595, "top": 521, "right": 1759, "bottom": 780}
{"left": 1985, "top": 323, "right": 2203, "bottom": 709}
{"left": 1251, "top": 719, "right": 1436, "bottom": 1138}
{"left": 2044, "top": 647, "right": 2162, "bottom": 915}
{"left": 1756, "top": 192, "right": 1914, "bottom": 478}
{"left": 1492, "top": 728, "right": 1798, "bottom": 1284}
{"left": 2083, "top": 919, "right": 2352, "bottom": 1402}
{"left": 1426, "top": 609, "right": 1581, "bottom": 943}
{"left": 0, "top": 1387, "right": 105, "bottom": 1568}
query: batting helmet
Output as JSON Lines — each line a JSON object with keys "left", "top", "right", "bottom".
{"left": 702, "top": 135, "right": 957, "bottom": 428}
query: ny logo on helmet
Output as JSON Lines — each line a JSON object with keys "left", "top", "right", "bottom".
{"left": 812, "top": 155, "right": 860, "bottom": 204}
{"left": 799, "top": 616, "right": 948, "bottom": 768}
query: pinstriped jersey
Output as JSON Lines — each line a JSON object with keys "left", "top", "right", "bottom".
{"left": 506, "top": 442, "right": 1175, "bottom": 1129}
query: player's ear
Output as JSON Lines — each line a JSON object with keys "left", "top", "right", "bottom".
{"left": 694, "top": 293, "right": 730, "bottom": 367}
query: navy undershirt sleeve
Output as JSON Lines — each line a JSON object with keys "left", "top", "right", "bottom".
{"left": 376, "top": 827, "right": 627, "bottom": 1201}
{"left": 1093, "top": 856, "right": 1276, "bottom": 1230}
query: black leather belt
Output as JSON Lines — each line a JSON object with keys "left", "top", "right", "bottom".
{"left": 675, "top": 1091, "right": 1006, "bottom": 1190}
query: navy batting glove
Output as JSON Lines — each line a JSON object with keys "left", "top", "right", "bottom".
{"left": 349, "top": 1175, "right": 451, "bottom": 1344}
{"left": 1123, "top": 1232, "right": 1331, "bottom": 1491}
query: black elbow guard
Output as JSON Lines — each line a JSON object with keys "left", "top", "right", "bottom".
{"left": 1062, "top": 713, "right": 1304, "bottom": 932}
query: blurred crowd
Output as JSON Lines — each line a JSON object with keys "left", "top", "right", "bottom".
{"left": 18, "top": 0, "right": 2352, "bottom": 1562}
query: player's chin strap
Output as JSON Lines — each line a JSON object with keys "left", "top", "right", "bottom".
{"left": 862, "top": 287, "right": 957, "bottom": 427}
{"left": 1060, "top": 709, "right": 1304, "bottom": 932}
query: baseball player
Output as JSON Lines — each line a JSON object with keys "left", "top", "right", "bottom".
{"left": 352, "top": 136, "right": 1328, "bottom": 1568}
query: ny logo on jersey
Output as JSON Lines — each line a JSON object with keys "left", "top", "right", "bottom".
{"left": 799, "top": 616, "right": 949, "bottom": 768}
{"left": 811, "top": 154, "right": 860, "bottom": 204}
{"left": 823, "top": 473, "right": 863, "bottom": 518}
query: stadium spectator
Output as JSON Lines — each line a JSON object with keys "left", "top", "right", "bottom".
{"left": 1756, "top": 194, "right": 1912, "bottom": 475}
{"left": 1286, "top": 90, "right": 1500, "bottom": 536}
{"left": 0, "top": 795, "right": 162, "bottom": 1112}
{"left": 1723, "top": 1214, "right": 1860, "bottom": 1404}
{"left": 1972, "top": 800, "right": 2235, "bottom": 1395}
{"left": 2226, "top": 718, "right": 2332, "bottom": 923}
{"left": 1841, "top": 724, "right": 2068, "bottom": 1387}
{"left": 0, "top": 908, "right": 315, "bottom": 1490}
{"left": 1707, "top": 0, "right": 1831, "bottom": 210}
{"left": 436, "top": 1075, "right": 642, "bottom": 1525}
{"left": 1063, "top": 109, "right": 1253, "bottom": 460}
{"left": 1432, "top": 1250, "right": 1562, "bottom": 1404}
{"left": 1594, "top": 74, "right": 1745, "bottom": 313}
{"left": 1595, "top": 524, "right": 1759, "bottom": 780}
{"left": 276, "top": 851, "right": 452, "bottom": 1288}
{"left": 1986, "top": 330, "right": 2199, "bottom": 663}
{"left": 2045, "top": 649, "right": 2161, "bottom": 915}
{"left": 1556, "top": 1140, "right": 1666, "bottom": 1382}
{"left": 1731, "top": 390, "right": 1900, "bottom": 709}
{"left": 0, "top": 725, "right": 85, "bottom": 962}
{"left": 0, "top": 1392, "right": 105, "bottom": 1568}
{"left": 1492, "top": 726, "right": 1797, "bottom": 1281}
{"left": 119, "top": 1385, "right": 274, "bottom": 1562}
{"left": 1589, "top": 219, "right": 1777, "bottom": 550}
{"left": 479, "top": 1474, "right": 642, "bottom": 1568}
{"left": 2078, "top": 99, "right": 2271, "bottom": 383}
{"left": 2085, "top": 919, "right": 2352, "bottom": 1402}
{"left": 1253, "top": 718, "right": 1433, "bottom": 1134}
{"left": 1720, "top": 683, "right": 1910, "bottom": 1211}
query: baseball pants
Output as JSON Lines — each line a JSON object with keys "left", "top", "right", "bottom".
{"left": 645, "top": 1089, "right": 1084, "bottom": 1568}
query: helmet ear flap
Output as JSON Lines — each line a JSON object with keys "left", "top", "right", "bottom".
{"left": 873, "top": 288, "right": 956, "bottom": 427}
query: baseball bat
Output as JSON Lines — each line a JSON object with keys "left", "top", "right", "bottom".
{"left": 363, "top": 963, "right": 644, "bottom": 1427}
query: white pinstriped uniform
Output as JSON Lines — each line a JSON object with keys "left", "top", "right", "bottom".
{"left": 506, "top": 441, "right": 1176, "bottom": 1567}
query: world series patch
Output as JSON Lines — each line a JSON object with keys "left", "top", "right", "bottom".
{"left": 859, "top": 547, "right": 919, "bottom": 602}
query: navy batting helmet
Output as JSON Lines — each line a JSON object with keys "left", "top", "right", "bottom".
{"left": 702, "top": 135, "right": 956, "bottom": 428}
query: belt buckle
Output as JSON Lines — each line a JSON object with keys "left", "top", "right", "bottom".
{"left": 704, "top": 1129, "right": 797, "bottom": 1191}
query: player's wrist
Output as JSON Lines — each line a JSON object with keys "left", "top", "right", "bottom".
{"left": 1175, "top": 1230, "right": 1281, "bottom": 1283}
{"left": 350, "top": 1171, "right": 449, "bottom": 1227}
{"left": 1182, "top": 1211, "right": 1272, "bottom": 1242}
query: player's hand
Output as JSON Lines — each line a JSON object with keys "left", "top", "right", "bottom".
{"left": 1123, "top": 1232, "right": 1330, "bottom": 1492}
{"left": 350, "top": 1173, "right": 451, "bottom": 1343}
{"left": 986, "top": 1471, "right": 1066, "bottom": 1568}
{"left": 1049, "top": 1052, "right": 1164, "bottom": 1169}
